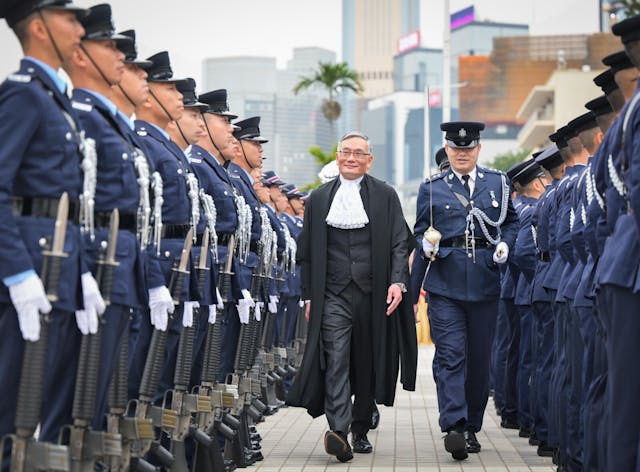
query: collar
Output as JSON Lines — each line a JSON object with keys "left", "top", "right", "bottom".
{"left": 78, "top": 88, "right": 118, "bottom": 116}
{"left": 284, "top": 213, "right": 297, "bottom": 224}
{"left": 24, "top": 57, "right": 66, "bottom": 94}
{"left": 339, "top": 174, "right": 364, "bottom": 187}
{"left": 116, "top": 110, "right": 134, "bottom": 130}
{"left": 241, "top": 167, "right": 254, "bottom": 185}
{"left": 147, "top": 122, "right": 170, "bottom": 141}
{"left": 451, "top": 166, "right": 477, "bottom": 183}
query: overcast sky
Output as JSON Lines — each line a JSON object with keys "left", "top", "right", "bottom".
{"left": 0, "top": 0, "right": 600, "bottom": 85}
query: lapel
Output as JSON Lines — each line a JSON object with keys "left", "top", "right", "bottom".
{"left": 143, "top": 122, "right": 190, "bottom": 169}
{"left": 202, "top": 148, "right": 232, "bottom": 185}
{"left": 230, "top": 162, "right": 259, "bottom": 202}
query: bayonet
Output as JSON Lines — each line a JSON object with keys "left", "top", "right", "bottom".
{"left": 95, "top": 209, "right": 120, "bottom": 306}
{"left": 168, "top": 228, "right": 193, "bottom": 305}
{"left": 41, "top": 192, "right": 70, "bottom": 302}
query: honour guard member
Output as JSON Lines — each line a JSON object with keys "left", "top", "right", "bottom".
{"left": 412, "top": 121, "right": 518, "bottom": 461}
{"left": 509, "top": 159, "right": 549, "bottom": 439}
{"left": 188, "top": 89, "right": 240, "bottom": 385}
{"left": 110, "top": 28, "right": 173, "bottom": 340}
{"left": 67, "top": 3, "right": 152, "bottom": 430}
{"left": 0, "top": 0, "right": 107, "bottom": 450}
{"left": 130, "top": 51, "right": 197, "bottom": 398}
{"left": 597, "top": 16, "right": 640, "bottom": 471}
{"left": 530, "top": 144, "right": 565, "bottom": 459}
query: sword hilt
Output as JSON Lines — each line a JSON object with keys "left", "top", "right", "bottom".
{"left": 40, "top": 251, "right": 67, "bottom": 303}
{"left": 196, "top": 267, "right": 208, "bottom": 301}
{"left": 168, "top": 260, "right": 187, "bottom": 305}
{"left": 218, "top": 269, "right": 232, "bottom": 304}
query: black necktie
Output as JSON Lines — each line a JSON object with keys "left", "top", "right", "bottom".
{"left": 462, "top": 174, "right": 471, "bottom": 195}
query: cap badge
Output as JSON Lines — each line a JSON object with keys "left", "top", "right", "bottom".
{"left": 459, "top": 128, "right": 467, "bottom": 138}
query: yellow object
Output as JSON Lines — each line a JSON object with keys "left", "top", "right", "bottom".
{"left": 416, "top": 289, "right": 432, "bottom": 345}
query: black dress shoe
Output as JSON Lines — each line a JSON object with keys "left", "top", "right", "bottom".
{"left": 324, "top": 431, "right": 353, "bottom": 462}
{"left": 352, "top": 434, "right": 373, "bottom": 453}
{"left": 464, "top": 430, "right": 481, "bottom": 453}
{"left": 500, "top": 417, "right": 519, "bottom": 429}
{"left": 537, "top": 441, "right": 555, "bottom": 457}
{"left": 370, "top": 405, "right": 380, "bottom": 430}
{"left": 519, "top": 427, "right": 531, "bottom": 438}
{"left": 444, "top": 430, "right": 468, "bottom": 460}
{"left": 224, "top": 459, "right": 236, "bottom": 472}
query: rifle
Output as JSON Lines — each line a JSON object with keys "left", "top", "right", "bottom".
{"left": 217, "top": 234, "right": 235, "bottom": 303}
{"left": 2, "top": 193, "right": 71, "bottom": 472}
{"left": 59, "top": 209, "right": 122, "bottom": 472}
{"left": 127, "top": 229, "right": 195, "bottom": 471}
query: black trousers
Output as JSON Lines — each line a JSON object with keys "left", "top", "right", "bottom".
{"left": 322, "top": 282, "right": 374, "bottom": 437}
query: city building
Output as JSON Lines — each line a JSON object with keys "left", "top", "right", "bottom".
{"left": 516, "top": 68, "right": 602, "bottom": 150}
{"left": 202, "top": 49, "right": 337, "bottom": 188}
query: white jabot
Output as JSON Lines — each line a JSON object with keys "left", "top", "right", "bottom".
{"left": 326, "top": 175, "right": 369, "bottom": 229}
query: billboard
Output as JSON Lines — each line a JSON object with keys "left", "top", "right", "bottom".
{"left": 397, "top": 30, "right": 421, "bottom": 54}
{"left": 450, "top": 5, "right": 475, "bottom": 31}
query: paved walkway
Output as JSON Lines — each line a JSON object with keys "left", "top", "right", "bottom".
{"left": 253, "top": 345, "right": 555, "bottom": 471}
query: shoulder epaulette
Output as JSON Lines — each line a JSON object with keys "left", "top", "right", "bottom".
{"left": 136, "top": 128, "right": 148, "bottom": 137}
{"left": 71, "top": 101, "right": 93, "bottom": 112}
{"left": 7, "top": 73, "right": 31, "bottom": 83}
{"left": 425, "top": 172, "right": 444, "bottom": 183}
{"left": 479, "top": 166, "right": 504, "bottom": 176}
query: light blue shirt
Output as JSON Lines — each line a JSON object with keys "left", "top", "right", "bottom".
{"left": 78, "top": 88, "right": 118, "bottom": 116}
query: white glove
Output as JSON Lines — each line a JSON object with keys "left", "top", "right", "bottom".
{"left": 422, "top": 238, "right": 439, "bottom": 259}
{"left": 208, "top": 305, "right": 217, "bottom": 324}
{"left": 81, "top": 272, "right": 106, "bottom": 316}
{"left": 76, "top": 272, "right": 105, "bottom": 335}
{"left": 298, "top": 298, "right": 304, "bottom": 308}
{"left": 493, "top": 241, "right": 509, "bottom": 264}
{"left": 254, "top": 301, "right": 264, "bottom": 321}
{"left": 237, "top": 299, "right": 251, "bottom": 324}
{"left": 182, "top": 301, "right": 200, "bottom": 327}
{"left": 8, "top": 274, "right": 52, "bottom": 341}
{"left": 74, "top": 309, "right": 98, "bottom": 335}
{"left": 148, "top": 286, "right": 174, "bottom": 331}
{"left": 215, "top": 287, "right": 224, "bottom": 309}
{"left": 268, "top": 295, "right": 279, "bottom": 314}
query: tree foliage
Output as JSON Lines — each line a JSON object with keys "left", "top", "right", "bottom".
{"left": 485, "top": 149, "right": 531, "bottom": 172}
{"left": 293, "top": 62, "right": 363, "bottom": 122}
{"left": 299, "top": 144, "right": 338, "bottom": 190}
{"left": 620, "top": 0, "right": 640, "bottom": 15}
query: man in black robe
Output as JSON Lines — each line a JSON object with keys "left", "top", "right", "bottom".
{"left": 287, "top": 131, "right": 417, "bottom": 462}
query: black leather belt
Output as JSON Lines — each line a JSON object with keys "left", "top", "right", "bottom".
{"left": 250, "top": 240, "right": 259, "bottom": 253}
{"left": 95, "top": 211, "right": 137, "bottom": 232}
{"left": 218, "top": 233, "right": 233, "bottom": 246}
{"left": 12, "top": 196, "right": 80, "bottom": 223}
{"left": 161, "top": 224, "right": 190, "bottom": 239}
{"left": 539, "top": 251, "right": 550, "bottom": 262}
{"left": 440, "top": 236, "right": 493, "bottom": 249}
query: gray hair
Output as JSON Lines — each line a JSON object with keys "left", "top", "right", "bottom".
{"left": 338, "top": 131, "right": 371, "bottom": 152}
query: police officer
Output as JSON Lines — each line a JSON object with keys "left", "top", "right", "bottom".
{"left": 435, "top": 146, "right": 450, "bottom": 172}
{"left": 597, "top": 15, "right": 640, "bottom": 471}
{"left": 131, "top": 51, "right": 197, "bottom": 398}
{"left": 0, "top": 0, "right": 107, "bottom": 449}
{"left": 509, "top": 159, "right": 549, "bottom": 441}
{"left": 67, "top": 3, "right": 153, "bottom": 430}
{"left": 222, "top": 117, "right": 267, "bottom": 381}
{"left": 413, "top": 121, "right": 518, "bottom": 460}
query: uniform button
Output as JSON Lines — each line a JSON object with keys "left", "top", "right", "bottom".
{"left": 470, "top": 200, "right": 474, "bottom": 205}
{"left": 445, "top": 204, "right": 450, "bottom": 209}
{"left": 122, "top": 153, "right": 128, "bottom": 160}
{"left": 164, "top": 251, "right": 171, "bottom": 257}
{"left": 224, "top": 191, "right": 228, "bottom": 195}
{"left": 177, "top": 169, "right": 183, "bottom": 174}
{"left": 65, "top": 132, "right": 72, "bottom": 141}
{"left": 468, "top": 253, "right": 472, "bottom": 258}
{"left": 27, "top": 68, "right": 34, "bottom": 73}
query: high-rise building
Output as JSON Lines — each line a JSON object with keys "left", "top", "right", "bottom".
{"left": 202, "top": 49, "right": 337, "bottom": 188}
{"left": 342, "top": 0, "right": 419, "bottom": 99}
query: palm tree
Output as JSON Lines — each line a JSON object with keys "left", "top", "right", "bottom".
{"left": 620, "top": 0, "right": 640, "bottom": 15}
{"left": 293, "top": 61, "right": 364, "bottom": 129}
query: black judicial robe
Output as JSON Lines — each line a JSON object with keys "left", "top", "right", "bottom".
{"left": 286, "top": 174, "right": 418, "bottom": 418}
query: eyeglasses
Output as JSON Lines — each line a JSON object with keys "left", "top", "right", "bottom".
{"left": 337, "top": 150, "right": 371, "bottom": 159}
